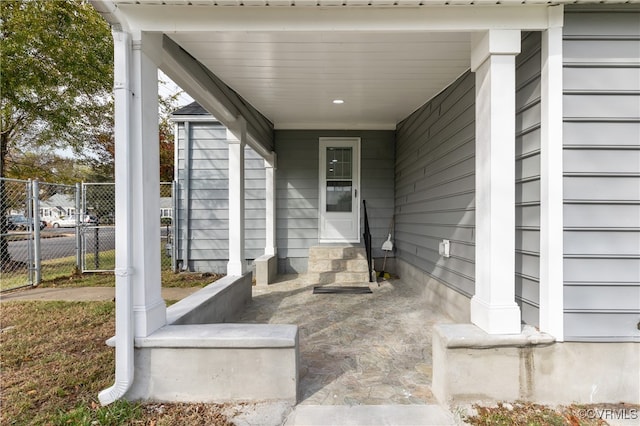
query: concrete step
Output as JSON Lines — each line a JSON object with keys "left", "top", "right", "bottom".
{"left": 308, "top": 246, "right": 367, "bottom": 261}
{"left": 307, "top": 246, "right": 371, "bottom": 284}
{"left": 283, "top": 405, "right": 457, "bottom": 426}
{"left": 307, "top": 258, "right": 369, "bottom": 273}
{"left": 302, "top": 271, "right": 370, "bottom": 285}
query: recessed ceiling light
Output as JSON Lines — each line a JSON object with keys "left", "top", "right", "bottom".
{"left": 332, "top": 99, "right": 344, "bottom": 104}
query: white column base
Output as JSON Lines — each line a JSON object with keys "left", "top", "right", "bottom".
{"left": 227, "top": 260, "right": 246, "bottom": 277}
{"left": 470, "top": 296, "right": 522, "bottom": 335}
{"left": 133, "top": 300, "right": 168, "bottom": 337}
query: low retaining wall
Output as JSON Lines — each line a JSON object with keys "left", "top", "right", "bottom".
{"left": 255, "top": 254, "right": 278, "bottom": 286}
{"left": 396, "top": 259, "right": 640, "bottom": 405}
{"left": 167, "top": 274, "right": 252, "bottom": 324}
{"left": 125, "top": 273, "right": 299, "bottom": 403}
{"left": 125, "top": 323, "right": 299, "bottom": 403}
{"left": 433, "top": 324, "right": 640, "bottom": 405}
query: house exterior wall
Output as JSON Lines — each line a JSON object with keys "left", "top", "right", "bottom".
{"left": 394, "top": 71, "right": 476, "bottom": 298}
{"left": 394, "top": 8, "right": 640, "bottom": 342}
{"left": 275, "top": 130, "right": 395, "bottom": 274}
{"left": 175, "top": 121, "right": 266, "bottom": 273}
{"left": 515, "top": 31, "right": 543, "bottom": 327}
{"left": 562, "top": 6, "right": 640, "bottom": 342}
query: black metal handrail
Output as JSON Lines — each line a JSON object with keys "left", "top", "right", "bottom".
{"left": 363, "top": 199, "right": 373, "bottom": 282}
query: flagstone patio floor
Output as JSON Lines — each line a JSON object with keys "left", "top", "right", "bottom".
{"left": 237, "top": 275, "right": 453, "bottom": 406}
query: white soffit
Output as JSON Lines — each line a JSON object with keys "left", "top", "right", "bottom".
{"left": 169, "top": 31, "right": 471, "bottom": 129}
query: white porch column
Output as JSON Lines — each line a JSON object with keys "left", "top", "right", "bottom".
{"left": 470, "top": 30, "right": 522, "bottom": 334}
{"left": 227, "top": 119, "right": 247, "bottom": 276}
{"left": 539, "top": 6, "right": 565, "bottom": 341}
{"left": 129, "top": 33, "right": 166, "bottom": 337}
{"left": 264, "top": 154, "right": 277, "bottom": 257}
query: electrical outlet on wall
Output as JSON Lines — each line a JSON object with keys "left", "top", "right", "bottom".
{"left": 439, "top": 239, "right": 450, "bottom": 258}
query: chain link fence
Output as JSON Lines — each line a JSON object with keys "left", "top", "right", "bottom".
{"left": 1, "top": 178, "right": 174, "bottom": 292}
{"left": 0, "top": 178, "right": 35, "bottom": 291}
{"left": 82, "top": 183, "right": 115, "bottom": 272}
{"left": 38, "top": 182, "right": 81, "bottom": 283}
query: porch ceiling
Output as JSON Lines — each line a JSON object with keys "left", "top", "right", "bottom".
{"left": 168, "top": 31, "right": 471, "bottom": 130}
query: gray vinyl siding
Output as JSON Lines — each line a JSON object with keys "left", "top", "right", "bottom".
{"left": 515, "top": 32, "right": 542, "bottom": 327}
{"left": 175, "top": 121, "right": 266, "bottom": 273}
{"left": 395, "top": 71, "right": 476, "bottom": 298}
{"left": 275, "top": 130, "right": 395, "bottom": 273}
{"left": 562, "top": 6, "right": 640, "bottom": 342}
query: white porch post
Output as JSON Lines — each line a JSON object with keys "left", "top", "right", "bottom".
{"left": 129, "top": 33, "right": 166, "bottom": 337}
{"left": 470, "top": 29, "right": 522, "bottom": 335}
{"left": 264, "top": 154, "right": 277, "bottom": 257}
{"left": 227, "top": 119, "right": 247, "bottom": 276}
{"left": 539, "top": 6, "right": 565, "bottom": 341}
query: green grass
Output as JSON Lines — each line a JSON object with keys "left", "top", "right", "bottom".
{"left": 0, "top": 301, "right": 234, "bottom": 425}
{"left": 1, "top": 301, "right": 118, "bottom": 425}
{"left": 1, "top": 247, "right": 209, "bottom": 291}
{"left": 464, "top": 401, "right": 615, "bottom": 426}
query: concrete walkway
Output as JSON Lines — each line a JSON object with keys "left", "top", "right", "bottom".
{"left": 238, "top": 275, "right": 459, "bottom": 425}
{"left": 0, "top": 286, "right": 199, "bottom": 302}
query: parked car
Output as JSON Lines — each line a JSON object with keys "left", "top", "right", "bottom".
{"left": 50, "top": 214, "right": 98, "bottom": 228}
{"left": 6, "top": 214, "right": 29, "bottom": 231}
{"left": 50, "top": 216, "right": 77, "bottom": 228}
{"left": 5, "top": 214, "right": 46, "bottom": 231}
{"left": 83, "top": 215, "right": 98, "bottom": 225}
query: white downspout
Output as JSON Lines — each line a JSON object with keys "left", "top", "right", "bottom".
{"left": 99, "top": 28, "right": 135, "bottom": 406}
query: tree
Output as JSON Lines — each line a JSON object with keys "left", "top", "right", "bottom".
{"left": 159, "top": 88, "right": 180, "bottom": 184}
{"left": 1, "top": 0, "right": 113, "bottom": 174}
{"left": 0, "top": 1, "right": 182, "bottom": 270}
{"left": 0, "top": 0, "right": 113, "bottom": 269}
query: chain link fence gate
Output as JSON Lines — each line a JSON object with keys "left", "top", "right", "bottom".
{"left": 1, "top": 179, "right": 174, "bottom": 290}
{"left": 0, "top": 178, "right": 35, "bottom": 291}
{"left": 81, "top": 182, "right": 174, "bottom": 273}
{"left": 81, "top": 183, "right": 116, "bottom": 272}
{"left": 160, "top": 182, "right": 174, "bottom": 271}
{"left": 37, "top": 182, "right": 81, "bottom": 282}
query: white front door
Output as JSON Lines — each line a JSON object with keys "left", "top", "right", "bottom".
{"left": 319, "top": 137, "right": 360, "bottom": 243}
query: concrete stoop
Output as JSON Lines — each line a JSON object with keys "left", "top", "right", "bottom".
{"left": 306, "top": 246, "right": 370, "bottom": 285}
{"left": 283, "top": 405, "right": 457, "bottom": 426}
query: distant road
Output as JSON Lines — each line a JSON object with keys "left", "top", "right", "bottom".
{"left": 7, "top": 227, "right": 116, "bottom": 263}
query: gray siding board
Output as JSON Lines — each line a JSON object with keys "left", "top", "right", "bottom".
{"left": 563, "top": 2, "right": 640, "bottom": 346}
{"left": 516, "top": 180, "right": 541, "bottom": 205}
{"left": 564, "top": 230, "right": 640, "bottom": 256}
{"left": 564, "top": 312, "right": 640, "bottom": 342}
{"left": 395, "top": 70, "right": 476, "bottom": 297}
{"left": 175, "top": 121, "right": 267, "bottom": 270}
{"left": 564, "top": 204, "right": 640, "bottom": 228}
{"left": 515, "top": 32, "right": 542, "bottom": 326}
{"left": 564, "top": 68, "right": 640, "bottom": 92}
{"left": 564, "top": 122, "right": 640, "bottom": 147}
{"left": 564, "top": 149, "right": 640, "bottom": 174}
{"left": 516, "top": 205, "right": 540, "bottom": 228}
{"left": 516, "top": 229, "right": 541, "bottom": 253}
{"left": 564, "top": 40, "right": 640, "bottom": 63}
{"left": 564, "top": 177, "right": 640, "bottom": 201}
{"left": 399, "top": 174, "right": 475, "bottom": 204}
{"left": 565, "top": 285, "right": 640, "bottom": 311}
{"left": 564, "top": 94, "right": 640, "bottom": 120}
{"left": 516, "top": 128, "right": 542, "bottom": 157}
{"left": 565, "top": 257, "right": 640, "bottom": 283}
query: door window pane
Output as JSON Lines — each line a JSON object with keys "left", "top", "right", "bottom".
{"left": 326, "top": 181, "right": 352, "bottom": 212}
{"left": 326, "top": 147, "right": 352, "bottom": 179}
